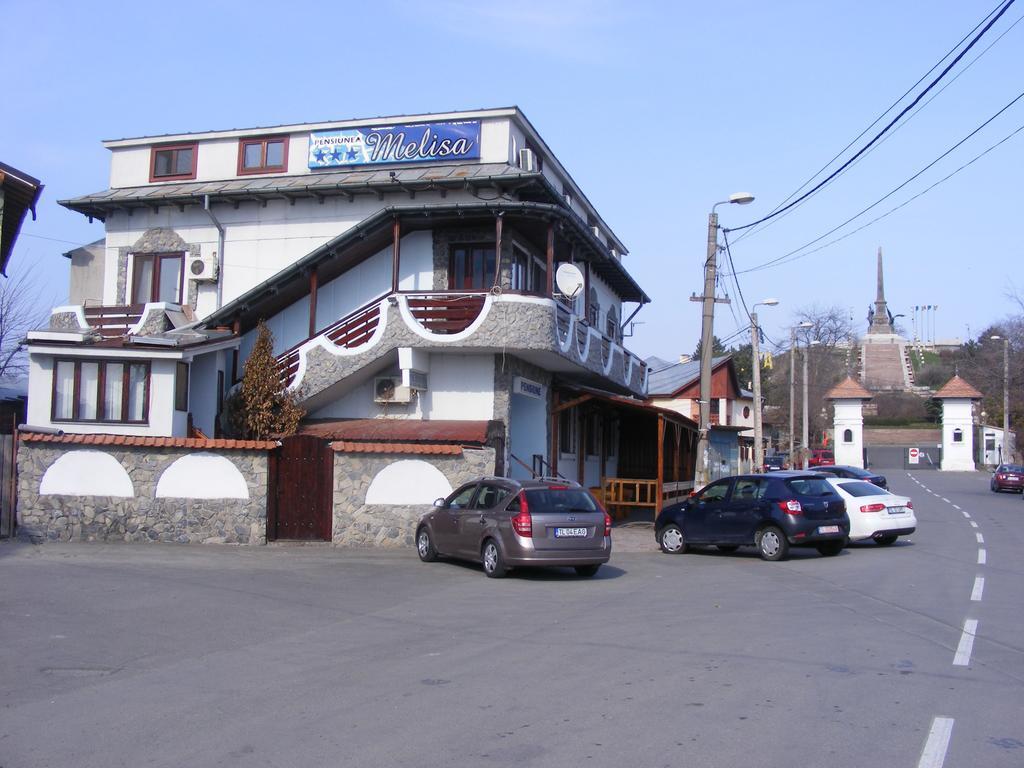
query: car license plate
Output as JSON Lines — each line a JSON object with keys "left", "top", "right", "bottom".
{"left": 887, "top": 506, "right": 905, "bottom": 515}
{"left": 555, "top": 527, "right": 588, "bottom": 538}
{"left": 1009, "top": 475, "right": 1019, "bottom": 480}
{"left": 817, "top": 525, "right": 840, "bottom": 534}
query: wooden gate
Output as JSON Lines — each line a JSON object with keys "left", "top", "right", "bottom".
{"left": 268, "top": 435, "right": 333, "bottom": 541}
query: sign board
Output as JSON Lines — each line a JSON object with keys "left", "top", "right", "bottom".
{"left": 513, "top": 376, "right": 545, "bottom": 400}
{"left": 308, "top": 120, "right": 481, "bottom": 169}
{"left": 908, "top": 447, "right": 920, "bottom": 464}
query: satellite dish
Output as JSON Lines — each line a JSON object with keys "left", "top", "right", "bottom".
{"left": 555, "top": 263, "right": 585, "bottom": 298}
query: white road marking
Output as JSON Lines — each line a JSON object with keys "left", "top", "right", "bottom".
{"left": 952, "top": 504, "right": 961, "bottom": 510}
{"left": 970, "top": 521, "right": 979, "bottom": 529}
{"left": 953, "top": 619, "right": 978, "bottom": 666}
{"left": 978, "top": 549, "right": 987, "bottom": 565}
{"left": 942, "top": 497, "right": 950, "bottom": 503}
{"left": 971, "top": 576, "right": 985, "bottom": 602}
{"left": 961, "top": 511, "right": 971, "bottom": 519}
{"left": 917, "top": 717, "right": 955, "bottom": 768}
{"left": 976, "top": 533, "right": 985, "bottom": 544}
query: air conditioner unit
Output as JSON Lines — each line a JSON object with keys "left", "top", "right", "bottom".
{"left": 188, "top": 255, "right": 219, "bottom": 282}
{"left": 519, "top": 147, "right": 538, "bottom": 172}
{"left": 590, "top": 225, "right": 602, "bottom": 240}
{"left": 374, "top": 376, "right": 412, "bottom": 404}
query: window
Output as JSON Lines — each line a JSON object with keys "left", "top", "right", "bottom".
{"left": 52, "top": 359, "right": 150, "bottom": 423}
{"left": 843, "top": 428, "right": 854, "bottom": 443}
{"left": 606, "top": 305, "right": 619, "bottom": 341}
{"left": 698, "top": 480, "right": 731, "bottom": 503}
{"left": 510, "top": 245, "right": 546, "bottom": 294}
{"left": 836, "top": 481, "right": 888, "bottom": 497}
{"left": 953, "top": 428, "right": 963, "bottom": 443}
{"left": 472, "top": 484, "right": 511, "bottom": 510}
{"left": 742, "top": 406, "right": 751, "bottom": 419}
{"left": 585, "top": 412, "right": 600, "bottom": 457}
{"left": 238, "top": 136, "right": 289, "bottom": 175}
{"left": 559, "top": 407, "right": 577, "bottom": 455}
{"left": 150, "top": 143, "right": 197, "bottom": 181}
{"left": 449, "top": 244, "right": 496, "bottom": 290}
{"left": 132, "top": 252, "right": 184, "bottom": 304}
{"left": 733, "top": 478, "right": 764, "bottom": 501}
{"left": 446, "top": 484, "right": 478, "bottom": 509}
{"left": 174, "top": 362, "right": 189, "bottom": 412}
{"left": 587, "top": 287, "right": 600, "bottom": 326}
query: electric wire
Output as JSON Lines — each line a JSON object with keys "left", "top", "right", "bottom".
{"left": 731, "top": 0, "right": 1013, "bottom": 246}
{"left": 729, "top": 87, "right": 1024, "bottom": 275}
{"left": 724, "top": 0, "right": 1018, "bottom": 235}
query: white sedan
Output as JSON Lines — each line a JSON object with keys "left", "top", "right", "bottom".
{"left": 825, "top": 478, "right": 917, "bottom": 545}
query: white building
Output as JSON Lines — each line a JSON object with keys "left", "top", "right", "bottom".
{"left": 22, "top": 108, "right": 692, "bottom": 542}
{"left": 935, "top": 375, "right": 982, "bottom": 472}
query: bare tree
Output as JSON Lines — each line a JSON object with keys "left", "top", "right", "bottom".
{"left": 0, "top": 269, "right": 51, "bottom": 382}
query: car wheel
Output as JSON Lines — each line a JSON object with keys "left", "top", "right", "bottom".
{"left": 816, "top": 540, "right": 844, "bottom": 557}
{"left": 481, "top": 539, "right": 506, "bottom": 578}
{"left": 873, "top": 533, "right": 898, "bottom": 546}
{"left": 716, "top": 545, "right": 740, "bottom": 553}
{"left": 757, "top": 527, "right": 789, "bottom": 561}
{"left": 574, "top": 564, "right": 600, "bottom": 577}
{"left": 416, "top": 527, "right": 438, "bottom": 562}
{"left": 659, "top": 524, "right": 687, "bottom": 554}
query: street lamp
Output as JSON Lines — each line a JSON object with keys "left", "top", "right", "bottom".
{"left": 788, "top": 322, "right": 813, "bottom": 467}
{"left": 694, "top": 192, "right": 755, "bottom": 487}
{"left": 802, "top": 339, "right": 821, "bottom": 469}
{"left": 751, "top": 298, "right": 779, "bottom": 472}
{"left": 991, "top": 335, "right": 1010, "bottom": 462}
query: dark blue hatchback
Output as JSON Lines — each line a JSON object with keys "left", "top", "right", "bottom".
{"left": 655, "top": 472, "right": 850, "bottom": 561}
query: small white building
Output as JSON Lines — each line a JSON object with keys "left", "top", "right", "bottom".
{"left": 935, "top": 375, "right": 982, "bottom": 472}
{"left": 826, "top": 376, "right": 873, "bottom": 469}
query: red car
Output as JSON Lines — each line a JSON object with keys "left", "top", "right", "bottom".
{"left": 808, "top": 449, "right": 835, "bottom": 467}
{"left": 991, "top": 464, "right": 1024, "bottom": 493}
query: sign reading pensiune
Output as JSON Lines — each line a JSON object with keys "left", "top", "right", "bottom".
{"left": 308, "top": 120, "right": 481, "bottom": 168}
{"left": 513, "top": 376, "right": 545, "bottom": 400}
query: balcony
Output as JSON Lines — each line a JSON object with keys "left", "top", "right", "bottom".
{"left": 276, "top": 291, "right": 649, "bottom": 400}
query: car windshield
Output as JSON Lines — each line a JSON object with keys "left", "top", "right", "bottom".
{"left": 998, "top": 464, "right": 1024, "bottom": 473}
{"left": 836, "top": 480, "right": 887, "bottom": 497}
{"left": 524, "top": 488, "right": 598, "bottom": 513}
{"left": 785, "top": 478, "right": 834, "bottom": 496}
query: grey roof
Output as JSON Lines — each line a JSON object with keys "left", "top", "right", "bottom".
{"left": 59, "top": 163, "right": 540, "bottom": 221}
{"left": 646, "top": 355, "right": 730, "bottom": 397}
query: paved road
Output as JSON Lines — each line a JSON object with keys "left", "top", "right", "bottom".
{"left": 1, "top": 471, "right": 1021, "bottom": 768}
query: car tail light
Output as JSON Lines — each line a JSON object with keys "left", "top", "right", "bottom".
{"left": 511, "top": 493, "right": 532, "bottom": 537}
{"left": 604, "top": 512, "right": 612, "bottom": 537}
{"left": 777, "top": 500, "right": 802, "bottom": 514}
{"left": 995, "top": 474, "right": 1006, "bottom": 481}
{"left": 906, "top": 501, "right": 913, "bottom": 510}
{"left": 547, "top": 485, "right": 569, "bottom": 490}
{"left": 860, "top": 503, "right": 886, "bottom": 513}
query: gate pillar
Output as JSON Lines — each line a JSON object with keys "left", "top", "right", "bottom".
{"left": 935, "top": 375, "right": 983, "bottom": 471}
{"left": 826, "top": 376, "right": 873, "bottom": 469}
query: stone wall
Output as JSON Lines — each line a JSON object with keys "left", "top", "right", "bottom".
{"left": 331, "top": 447, "right": 495, "bottom": 548}
{"left": 17, "top": 443, "right": 269, "bottom": 545}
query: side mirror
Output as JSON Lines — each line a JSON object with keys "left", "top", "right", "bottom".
{"left": 433, "top": 498, "right": 446, "bottom": 508}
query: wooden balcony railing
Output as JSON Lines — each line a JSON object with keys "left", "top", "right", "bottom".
{"left": 83, "top": 304, "right": 145, "bottom": 338}
{"left": 406, "top": 293, "right": 487, "bottom": 335}
{"left": 277, "top": 298, "right": 383, "bottom": 386}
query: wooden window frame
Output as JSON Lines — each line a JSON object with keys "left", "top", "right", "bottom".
{"left": 149, "top": 142, "right": 198, "bottom": 182}
{"left": 131, "top": 251, "right": 185, "bottom": 305}
{"left": 448, "top": 244, "right": 496, "bottom": 290}
{"left": 51, "top": 358, "right": 151, "bottom": 425}
{"left": 174, "top": 362, "right": 189, "bottom": 412}
{"left": 237, "top": 135, "right": 289, "bottom": 176}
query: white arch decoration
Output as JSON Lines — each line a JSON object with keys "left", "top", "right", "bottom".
{"left": 156, "top": 453, "right": 250, "bottom": 499}
{"left": 364, "top": 460, "right": 453, "bottom": 505}
{"left": 40, "top": 450, "right": 134, "bottom": 497}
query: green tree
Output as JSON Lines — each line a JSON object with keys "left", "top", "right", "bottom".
{"left": 225, "top": 320, "right": 304, "bottom": 439}
{"left": 693, "top": 335, "right": 726, "bottom": 361}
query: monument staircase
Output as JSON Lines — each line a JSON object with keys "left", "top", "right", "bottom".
{"left": 861, "top": 343, "right": 911, "bottom": 391}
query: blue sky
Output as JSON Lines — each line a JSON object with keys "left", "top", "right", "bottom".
{"left": 3, "top": 0, "right": 1021, "bottom": 358}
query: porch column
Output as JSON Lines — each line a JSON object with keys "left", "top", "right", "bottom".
{"left": 546, "top": 223, "right": 555, "bottom": 297}
{"left": 656, "top": 415, "right": 665, "bottom": 511}
{"left": 391, "top": 217, "right": 401, "bottom": 294}
{"left": 493, "top": 213, "right": 504, "bottom": 289}
{"left": 308, "top": 268, "right": 318, "bottom": 338}
{"left": 550, "top": 396, "right": 559, "bottom": 477}
{"left": 577, "top": 409, "right": 586, "bottom": 486}
{"left": 673, "top": 424, "right": 682, "bottom": 482}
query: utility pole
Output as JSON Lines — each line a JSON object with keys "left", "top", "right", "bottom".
{"left": 991, "top": 335, "right": 1012, "bottom": 462}
{"left": 789, "top": 327, "right": 796, "bottom": 466}
{"left": 751, "top": 299, "right": 778, "bottom": 472}
{"left": 802, "top": 341, "right": 810, "bottom": 469}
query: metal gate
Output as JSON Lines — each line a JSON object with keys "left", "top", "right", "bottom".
{"left": 268, "top": 435, "right": 333, "bottom": 541}
{"left": 866, "top": 444, "right": 942, "bottom": 471}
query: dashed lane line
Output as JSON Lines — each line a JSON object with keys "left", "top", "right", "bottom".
{"left": 941, "top": 497, "right": 950, "bottom": 503}
{"left": 976, "top": 533, "right": 985, "bottom": 544}
{"left": 969, "top": 521, "right": 979, "bottom": 529}
{"left": 978, "top": 549, "right": 987, "bottom": 565}
{"left": 917, "top": 717, "right": 955, "bottom": 768}
{"left": 961, "top": 511, "right": 971, "bottom": 518}
{"left": 953, "top": 619, "right": 979, "bottom": 666}
{"left": 971, "top": 576, "right": 985, "bottom": 602}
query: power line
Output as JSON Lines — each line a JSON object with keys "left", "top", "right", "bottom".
{"left": 734, "top": 6, "right": 1023, "bottom": 246}
{"left": 725, "top": 0, "right": 1017, "bottom": 235}
{"left": 729, "top": 87, "right": 1024, "bottom": 275}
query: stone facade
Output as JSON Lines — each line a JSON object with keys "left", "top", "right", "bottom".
{"left": 16, "top": 443, "right": 269, "bottom": 544}
{"left": 430, "top": 226, "right": 532, "bottom": 291}
{"left": 49, "top": 311, "right": 88, "bottom": 331}
{"left": 331, "top": 447, "right": 495, "bottom": 548}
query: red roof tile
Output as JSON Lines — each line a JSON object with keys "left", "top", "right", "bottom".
{"left": 825, "top": 376, "right": 873, "bottom": 400}
{"left": 298, "top": 419, "right": 490, "bottom": 444}
{"left": 330, "top": 440, "right": 464, "bottom": 455}
{"left": 934, "top": 375, "right": 983, "bottom": 399}
{"left": 19, "top": 433, "right": 276, "bottom": 450}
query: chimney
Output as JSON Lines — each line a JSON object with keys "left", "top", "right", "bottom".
{"left": 678, "top": 354, "right": 692, "bottom": 364}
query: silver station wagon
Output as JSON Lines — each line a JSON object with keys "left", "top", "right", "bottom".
{"left": 416, "top": 477, "right": 612, "bottom": 578}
